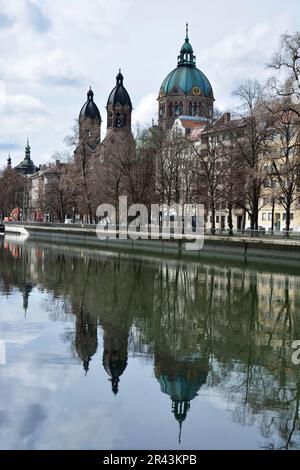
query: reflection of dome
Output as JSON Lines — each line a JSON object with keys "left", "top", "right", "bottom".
{"left": 157, "top": 371, "right": 207, "bottom": 402}
{"left": 102, "top": 330, "right": 128, "bottom": 395}
{"left": 79, "top": 88, "right": 101, "bottom": 121}
{"left": 155, "top": 354, "right": 209, "bottom": 443}
{"left": 103, "top": 355, "right": 127, "bottom": 395}
{"left": 75, "top": 316, "right": 98, "bottom": 374}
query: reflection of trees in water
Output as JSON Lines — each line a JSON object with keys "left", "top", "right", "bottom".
{"left": 1, "top": 241, "right": 300, "bottom": 447}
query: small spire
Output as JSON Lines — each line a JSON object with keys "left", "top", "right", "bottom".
{"left": 185, "top": 22, "right": 189, "bottom": 41}
{"left": 179, "top": 421, "right": 182, "bottom": 444}
{"left": 87, "top": 87, "right": 94, "bottom": 100}
{"left": 116, "top": 69, "right": 124, "bottom": 85}
{"left": 25, "top": 139, "right": 31, "bottom": 159}
{"left": 7, "top": 153, "right": 12, "bottom": 168}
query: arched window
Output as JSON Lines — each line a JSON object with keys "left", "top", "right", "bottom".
{"left": 115, "top": 112, "right": 122, "bottom": 127}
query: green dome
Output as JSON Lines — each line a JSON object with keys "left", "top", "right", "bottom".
{"left": 180, "top": 39, "right": 193, "bottom": 54}
{"left": 160, "top": 66, "right": 213, "bottom": 98}
{"left": 158, "top": 370, "right": 207, "bottom": 402}
{"left": 159, "top": 24, "right": 213, "bottom": 99}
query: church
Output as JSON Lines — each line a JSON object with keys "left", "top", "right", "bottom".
{"left": 75, "top": 23, "right": 215, "bottom": 151}
{"left": 6, "top": 25, "right": 298, "bottom": 232}
{"left": 75, "top": 68, "right": 134, "bottom": 163}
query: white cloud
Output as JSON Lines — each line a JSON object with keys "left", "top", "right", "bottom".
{"left": 201, "top": 13, "right": 293, "bottom": 110}
{"left": 132, "top": 93, "right": 157, "bottom": 128}
{"left": 2, "top": 49, "right": 84, "bottom": 88}
{"left": 0, "top": 1, "right": 298, "bottom": 163}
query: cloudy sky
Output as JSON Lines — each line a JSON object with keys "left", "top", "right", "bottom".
{"left": 0, "top": 0, "right": 299, "bottom": 166}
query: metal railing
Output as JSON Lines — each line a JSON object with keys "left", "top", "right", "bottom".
{"left": 4, "top": 221, "right": 300, "bottom": 240}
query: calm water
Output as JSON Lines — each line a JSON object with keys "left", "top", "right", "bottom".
{"left": 0, "top": 237, "right": 300, "bottom": 450}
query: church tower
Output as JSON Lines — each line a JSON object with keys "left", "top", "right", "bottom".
{"left": 79, "top": 87, "right": 101, "bottom": 148}
{"left": 7, "top": 154, "right": 12, "bottom": 169}
{"left": 158, "top": 24, "right": 214, "bottom": 131}
{"left": 106, "top": 70, "right": 132, "bottom": 133}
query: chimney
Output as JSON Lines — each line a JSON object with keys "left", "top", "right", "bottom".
{"left": 223, "top": 112, "right": 231, "bottom": 123}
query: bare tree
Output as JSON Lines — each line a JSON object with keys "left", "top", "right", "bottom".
{"left": 228, "top": 81, "right": 271, "bottom": 230}
{"left": 266, "top": 98, "right": 300, "bottom": 234}
{"left": 40, "top": 164, "right": 75, "bottom": 222}
{"left": 191, "top": 126, "right": 230, "bottom": 235}
{"left": 0, "top": 167, "right": 25, "bottom": 219}
{"left": 268, "top": 32, "right": 300, "bottom": 111}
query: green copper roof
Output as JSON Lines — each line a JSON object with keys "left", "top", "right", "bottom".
{"left": 160, "top": 24, "right": 213, "bottom": 98}
{"left": 160, "top": 66, "right": 213, "bottom": 98}
{"left": 158, "top": 372, "right": 206, "bottom": 401}
{"left": 15, "top": 139, "right": 38, "bottom": 175}
{"left": 180, "top": 23, "right": 194, "bottom": 57}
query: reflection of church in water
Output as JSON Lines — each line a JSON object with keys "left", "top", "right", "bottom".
{"left": 155, "top": 352, "right": 208, "bottom": 442}
{"left": 74, "top": 306, "right": 128, "bottom": 395}
{"left": 0, "top": 242, "right": 210, "bottom": 442}
{"left": 71, "top": 259, "right": 210, "bottom": 442}
{"left": 73, "top": 304, "right": 208, "bottom": 440}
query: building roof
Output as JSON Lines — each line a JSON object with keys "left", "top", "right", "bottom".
{"left": 14, "top": 140, "right": 38, "bottom": 175}
{"left": 79, "top": 88, "right": 101, "bottom": 121}
{"left": 178, "top": 115, "right": 208, "bottom": 129}
{"left": 159, "top": 25, "right": 214, "bottom": 98}
{"left": 107, "top": 70, "right": 132, "bottom": 109}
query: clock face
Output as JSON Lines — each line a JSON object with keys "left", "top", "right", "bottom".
{"left": 193, "top": 86, "right": 201, "bottom": 96}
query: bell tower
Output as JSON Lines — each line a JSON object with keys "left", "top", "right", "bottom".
{"left": 79, "top": 87, "right": 101, "bottom": 147}
{"left": 106, "top": 70, "right": 133, "bottom": 132}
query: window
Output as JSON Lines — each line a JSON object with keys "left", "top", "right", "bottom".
{"left": 283, "top": 212, "right": 294, "bottom": 220}
{"left": 263, "top": 197, "right": 269, "bottom": 205}
{"left": 268, "top": 213, "right": 272, "bottom": 221}
{"left": 216, "top": 215, "right": 220, "bottom": 223}
{"left": 262, "top": 213, "right": 266, "bottom": 221}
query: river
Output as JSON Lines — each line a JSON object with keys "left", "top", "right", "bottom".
{"left": 0, "top": 237, "right": 300, "bottom": 449}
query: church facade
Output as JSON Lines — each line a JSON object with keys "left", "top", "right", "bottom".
{"left": 4, "top": 25, "right": 300, "bottom": 232}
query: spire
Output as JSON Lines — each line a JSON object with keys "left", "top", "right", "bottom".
{"left": 87, "top": 87, "right": 94, "bottom": 101}
{"left": 25, "top": 139, "right": 31, "bottom": 160}
{"left": 177, "top": 24, "right": 196, "bottom": 67}
{"left": 7, "top": 153, "right": 11, "bottom": 169}
{"left": 116, "top": 68, "right": 124, "bottom": 85}
{"left": 83, "top": 359, "right": 90, "bottom": 375}
{"left": 111, "top": 377, "right": 120, "bottom": 395}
